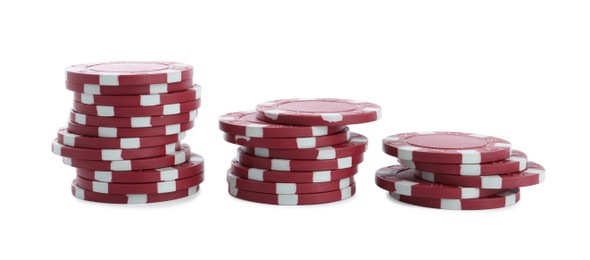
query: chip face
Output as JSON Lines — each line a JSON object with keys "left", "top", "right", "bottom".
{"left": 255, "top": 98, "right": 382, "bottom": 126}
{"left": 66, "top": 61, "right": 193, "bottom": 86}
{"left": 382, "top": 132, "right": 512, "bottom": 164}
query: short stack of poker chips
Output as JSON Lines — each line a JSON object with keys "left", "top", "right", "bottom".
{"left": 376, "top": 132, "right": 545, "bottom": 210}
{"left": 219, "top": 98, "right": 381, "bottom": 205}
{"left": 52, "top": 61, "right": 204, "bottom": 204}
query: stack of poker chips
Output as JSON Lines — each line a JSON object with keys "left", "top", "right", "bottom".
{"left": 219, "top": 98, "right": 381, "bottom": 205}
{"left": 375, "top": 132, "right": 545, "bottom": 210}
{"left": 52, "top": 61, "right": 204, "bottom": 204}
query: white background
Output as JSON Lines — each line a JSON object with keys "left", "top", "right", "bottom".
{"left": 1, "top": 0, "right": 588, "bottom": 259}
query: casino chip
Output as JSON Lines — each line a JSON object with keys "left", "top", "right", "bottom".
{"left": 382, "top": 132, "right": 512, "bottom": 164}
{"left": 256, "top": 98, "right": 381, "bottom": 126}
{"left": 53, "top": 61, "right": 204, "bottom": 204}
{"left": 377, "top": 131, "right": 545, "bottom": 210}
{"left": 220, "top": 99, "right": 381, "bottom": 205}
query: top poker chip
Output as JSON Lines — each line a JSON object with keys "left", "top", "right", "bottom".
{"left": 65, "top": 61, "right": 193, "bottom": 86}
{"left": 382, "top": 132, "right": 512, "bottom": 164}
{"left": 255, "top": 98, "right": 381, "bottom": 126}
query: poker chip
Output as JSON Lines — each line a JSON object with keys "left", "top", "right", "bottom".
{"left": 390, "top": 189, "right": 520, "bottom": 210}
{"left": 375, "top": 165, "right": 503, "bottom": 199}
{"left": 73, "top": 86, "right": 201, "bottom": 107}
{"left": 230, "top": 160, "right": 358, "bottom": 183}
{"left": 398, "top": 150, "right": 528, "bottom": 176}
{"left": 63, "top": 144, "right": 191, "bottom": 171}
{"left": 223, "top": 128, "right": 350, "bottom": 149}
{"left": 416, "top": 162, "right": 545, "bottom": 189}
{"left": 67, "top": 121, "right": 194, "bottom": 138}
{"left": 54, "top": 61, "right": 204, "bottom": 204}
{"left": 256, "top": 98, "right": 382, "bottom": 126}
{"left": 382, "top": 132, "right": 512, "bottom": 164}
{"left": 237, "top": 149, "right": 363, "bottom": 172}
{"left": 227, "top": 172, "right": 353, "bottom": 195}
{"left": 219, "top": 111, "right": 346, "bottom": 138}
{"left": 76, "top": 154, "right": 204, "bottom": 183}
{"left": 66, "top": 61, "right": 193, "bottom": 86}
{"left": 69, "top": 110, "right": 197, "bottom": 128}
{"left": 75, "top": 173, "right": 204, "bottom": 195}
{"left": 52, "top": 139, "right": 180, "bottom": 161}
{"left": 229, "top": 183, "right": 356, "bottom": 205}
{"left": 72, "top": 182, "right": 200, "bottom": 204}
{"left": 72, "top": 99, "right": 201, "bottom": 117}
{"left": 240, "top": 132, "right": 368, "bottom": 160}
{"left": 56, "top": 128, "right": 186, "bottom": 149}
{"left": 65, "top": 79, "right": 194, "bottom": 95}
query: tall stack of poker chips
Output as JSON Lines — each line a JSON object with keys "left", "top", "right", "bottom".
{"left": 375, "top": 132, "right": 545, "bottom": 210}
{"left": 219, "top": 98, "right": 381, "bottom": 205}
{"left": 52, "top": 61, "right": 204, "bottom": 204}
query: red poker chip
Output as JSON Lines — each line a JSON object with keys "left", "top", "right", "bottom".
{"left": 375, "top": 165, "right": 503, "bottom": 199}
{"left": 71, "top": 181, "right": 200, "bottom": 204}
{"left": 399, "top": 150, "right": 528, "bottom": 176}
{"left": 52, "top": 139, "right": 180, "bottom": 161}
{"left": 240, "top": 132, "right": 368, "bottom": 160}
{"left": 223, "top": 128, "right": 350, "bottom": 149}
{"left": 256, "top": 98, "right": 381, "bottom": 126}
{"left": 77, "top": 153, "right": 204, "bottom": 183}
{"left": 62, "top": 144, "right": 191, "bottom": 171}
{"left": 230, "top": 160, "right": 358, "bottom": 183}
{"left": 382, "top": 132, "right": 512, "bottom": 164}
{"left": 66, "top": 61, "right": 193, "bottom": 86}
{"left": 226, "top": 171, "right": 354, "bottom": 194}
{"left": 67, "top": 121, "right": 194, "bottom": 138}
{"left": 229, "top": 183, "right": 356, "bottom": 205}
{"left": 65, "top": 79, "right": 194, "bottom": 95}
{"left": 390, "top": 189, "right": 520, "bottom": 210}
{"left": 69, "top": 110, "right": 197, "bottom": 128}
{"left": 237, "top": 149, "right": 363, "bottom": 171}
{"left": 219, "top": 111, "right": 346, "bottom": 138}
{"left": 72, "top": 99, "right": 201, "bottom": 117}
{"left": 56, "top": 128, "right": 186, "bottom": 149}
{"left": 416, "top": 162, "right": 545, "bottom": 189}
{"left": 73, "top": 86, "right": 200, "bottom": 107}
{"left": 75, "top": 173, "right": 204, "bottom": 195}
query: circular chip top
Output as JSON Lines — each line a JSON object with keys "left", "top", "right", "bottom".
{"left": 416, "top": 161, "right": 545, "bottom": 189}
{"left": 390, "top": 189, "right": 520, "bottom": 210}
{"left": 255, "top": 98, "right": 381, "bottom": 126}
{"left": 219, "top": 111, "right": 346, "bottom": 138}
{"left": 399, "top": 150, "right": 528, "bottom": 176}
{"left": 66, "top": 61, "right": 193, "bottom": 86}
{"left": 382, "top": 132, "right": 512, "bottom": 164}
{"left": 375, "top": 165, "right": 503, "bottom": 199}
